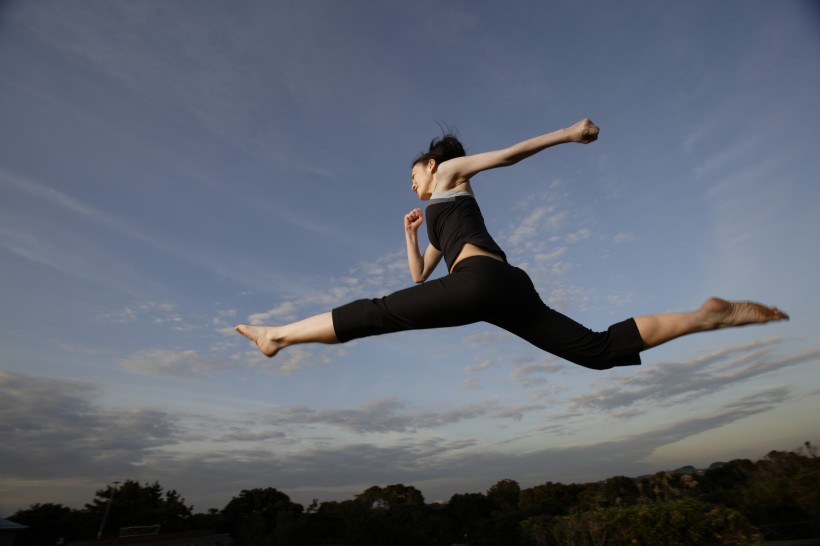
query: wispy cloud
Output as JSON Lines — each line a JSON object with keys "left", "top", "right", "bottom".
{"left": 0, "top": 167, "right": 148, "bottom": 244}
{"left": 242, "top": 249, "right": 409, "bottom": 326}
{"left": 0, "top": 363, "right": 811, "bottom": 515}
{"left": 119, "top": 349, "right": 235, "bottom": 378}
{"left": 119, "top": 343, "right": 342, "bottom": 378}
{"left": 0, "top": 167, "right": 308, "bottom": 295}
{"left": 262, "top": 397, "right": 501, "bottom": 434}
{"left": 504, "top": 187, "right": 569, "bottom": 250}
{"left": 612, "top": 232, "right": 635, "bottom": 244}
{"left": 104, "top": 302, "right": 181, "bottom": 324}
{"left": 570, "top": 338, "right": 820, "bottom": 412}
{"left": 0, "top": 212, "right": 163, "bottom": 298}
{"left": 215, "top": 430, "right": 287, "bottom": 443}
{"left": 510, "top": 363, "right": 565, "bottom": 388}
{"left": 495, "top": 185, "right": 605, "bottom": 314}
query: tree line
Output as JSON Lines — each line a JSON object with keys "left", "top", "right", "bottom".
{"left": 7, "top": 443, "right": 819, "bottom": 546}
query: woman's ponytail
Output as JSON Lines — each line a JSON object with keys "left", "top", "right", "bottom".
{"left": 412, "top": 134, "right": 466, "bottom": 166}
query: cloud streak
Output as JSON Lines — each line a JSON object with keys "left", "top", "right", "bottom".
{"left": 0, "top": 168, "right": 316, "bottom": 296}
{"left": 570, "top": 338, "right": 819, "bottom": 412}
{"left": 262, "top": 397, "right": 502, "bottom": 434}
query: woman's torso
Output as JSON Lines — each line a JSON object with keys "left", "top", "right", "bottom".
{"left": 425, "top": 184, "right": 506, "bottom": 272}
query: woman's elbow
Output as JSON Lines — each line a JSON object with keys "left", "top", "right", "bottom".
{"left": 411, "top": 271, "right": 429, "bottom": 283}
{"left": 504, "top": 153, "right": 526, "bottom": 166}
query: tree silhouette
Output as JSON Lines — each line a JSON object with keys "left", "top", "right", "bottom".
{"left": 7, "top": 503, "right": 91, "bottom": 546}
{"left": 221, "top": 487, "right": 303, "bottom": 545}
{"left": 6, "top": 444, "right": 819, "bottom": 545}
{"left": 85, "top": 480, "right": 192, "bottom": 536}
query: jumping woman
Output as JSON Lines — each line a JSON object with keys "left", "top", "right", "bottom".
{"left": 236, "top": 119, "right": 788, "bottom": 369}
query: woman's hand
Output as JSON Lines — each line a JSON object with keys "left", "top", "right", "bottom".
{"left": 567, "top": 118, "right": 600, "bottom": 144}
{"left": 405, "top": 208, "right": 423, "bottom": 233}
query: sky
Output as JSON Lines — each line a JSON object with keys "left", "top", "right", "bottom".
{"left": 1, "top": 0, "right": 819, "bottom": 517}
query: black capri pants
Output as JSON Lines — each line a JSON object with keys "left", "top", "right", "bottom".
{"left": 332, "top": 256, "right": 643, "bottom": 370}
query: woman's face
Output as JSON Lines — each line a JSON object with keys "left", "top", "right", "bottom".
{"left": 411, "top": 160, "right": 435, "bottom": 200}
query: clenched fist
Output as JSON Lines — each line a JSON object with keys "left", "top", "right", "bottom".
{"left": 404, "top": 208, "right": 423, "bottom": 233}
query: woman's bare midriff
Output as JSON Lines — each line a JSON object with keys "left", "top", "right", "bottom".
{"left": 450, "top": 243, "right": 505, "bottom": 273}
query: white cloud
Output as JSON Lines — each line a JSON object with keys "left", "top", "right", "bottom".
{"left": 464, "top": 360, "right": 494, "bottom": 374}
{"left": 105, "top": 302, "right": 181, "bottom": 324}
{"left": 546, "top": 285, "right": 594, "bottom": 313}
{"left": 533, "top": 246, "right": 567, "bottom": 263}
{"left": 506, "top": 204, "right": 567, "bottom": 248}
{"left": 566, "top": 228, "right": 591, "bottom": 244}
{"left": 248, "top": 301, "right": 300, "bottom": 324}
{"left": 607, "top": 292, "right": 634, "bottom": 307}
{"left": 120, "top": 349, "right": 234, "bottom": 378}
{"left": 612, "top": 232, "right": 635, "bottom": 243}
{"left": 463, "top": 331, "right": 509, "bottom": 348}
{"left": 241, "top": 249, "right": 409, "bottom": 328}
{"left": 510, "top": 362, "right": 564, "bottom": 388}
{"left": 212, "top": 308, "right": 238, "bottom": 329}
{"left": 260, "top": 345, "right": 335, "bottom": 376}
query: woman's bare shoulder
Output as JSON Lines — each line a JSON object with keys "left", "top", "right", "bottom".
{"left": 433, "top": 160, "right": 472, "bottom": 192}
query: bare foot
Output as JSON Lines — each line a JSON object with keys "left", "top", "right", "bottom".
{"left": 235, "top": 324, "right": 282, "bottom": 357}
{"left": 699, "top": 297, "right": 789, "bottom": 329}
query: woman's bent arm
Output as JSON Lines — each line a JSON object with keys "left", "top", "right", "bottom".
{"left": 405, "top": 208, "right": 442, "bottom": 283}
{"left": 436, "top": 119, "right": 599, "bottom": 187}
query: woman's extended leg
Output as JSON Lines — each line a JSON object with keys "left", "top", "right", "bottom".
{"left": 236, "top": 257, "right": 505, "bottom": 358}
{"left": 235, "top": 312, "right": 337, "bottom": 358}
{"left": 635, "top": 297, "right": 788, "bottom": 349}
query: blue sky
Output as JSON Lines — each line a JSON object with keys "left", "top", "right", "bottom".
{"left": 1, "top": 1, "right": 819, "bottom": 515}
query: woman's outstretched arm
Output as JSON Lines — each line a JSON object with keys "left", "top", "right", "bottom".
{"left": 405, "top": 207, "right": 442, "bottom": 283}
{"left": 436, "top": 118, "right": 599, "bottom": 187}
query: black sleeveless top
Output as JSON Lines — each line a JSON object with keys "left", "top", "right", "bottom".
{"left": 425, "top": 189, "right": 507, "bottom": 271}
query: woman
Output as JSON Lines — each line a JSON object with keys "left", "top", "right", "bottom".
{"left": 236, "top": 119, "right": 787, "bottom": 368}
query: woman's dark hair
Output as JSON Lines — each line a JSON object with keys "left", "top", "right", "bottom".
{"left": 412, "top": 133, "right": 466, "bottom": 166}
